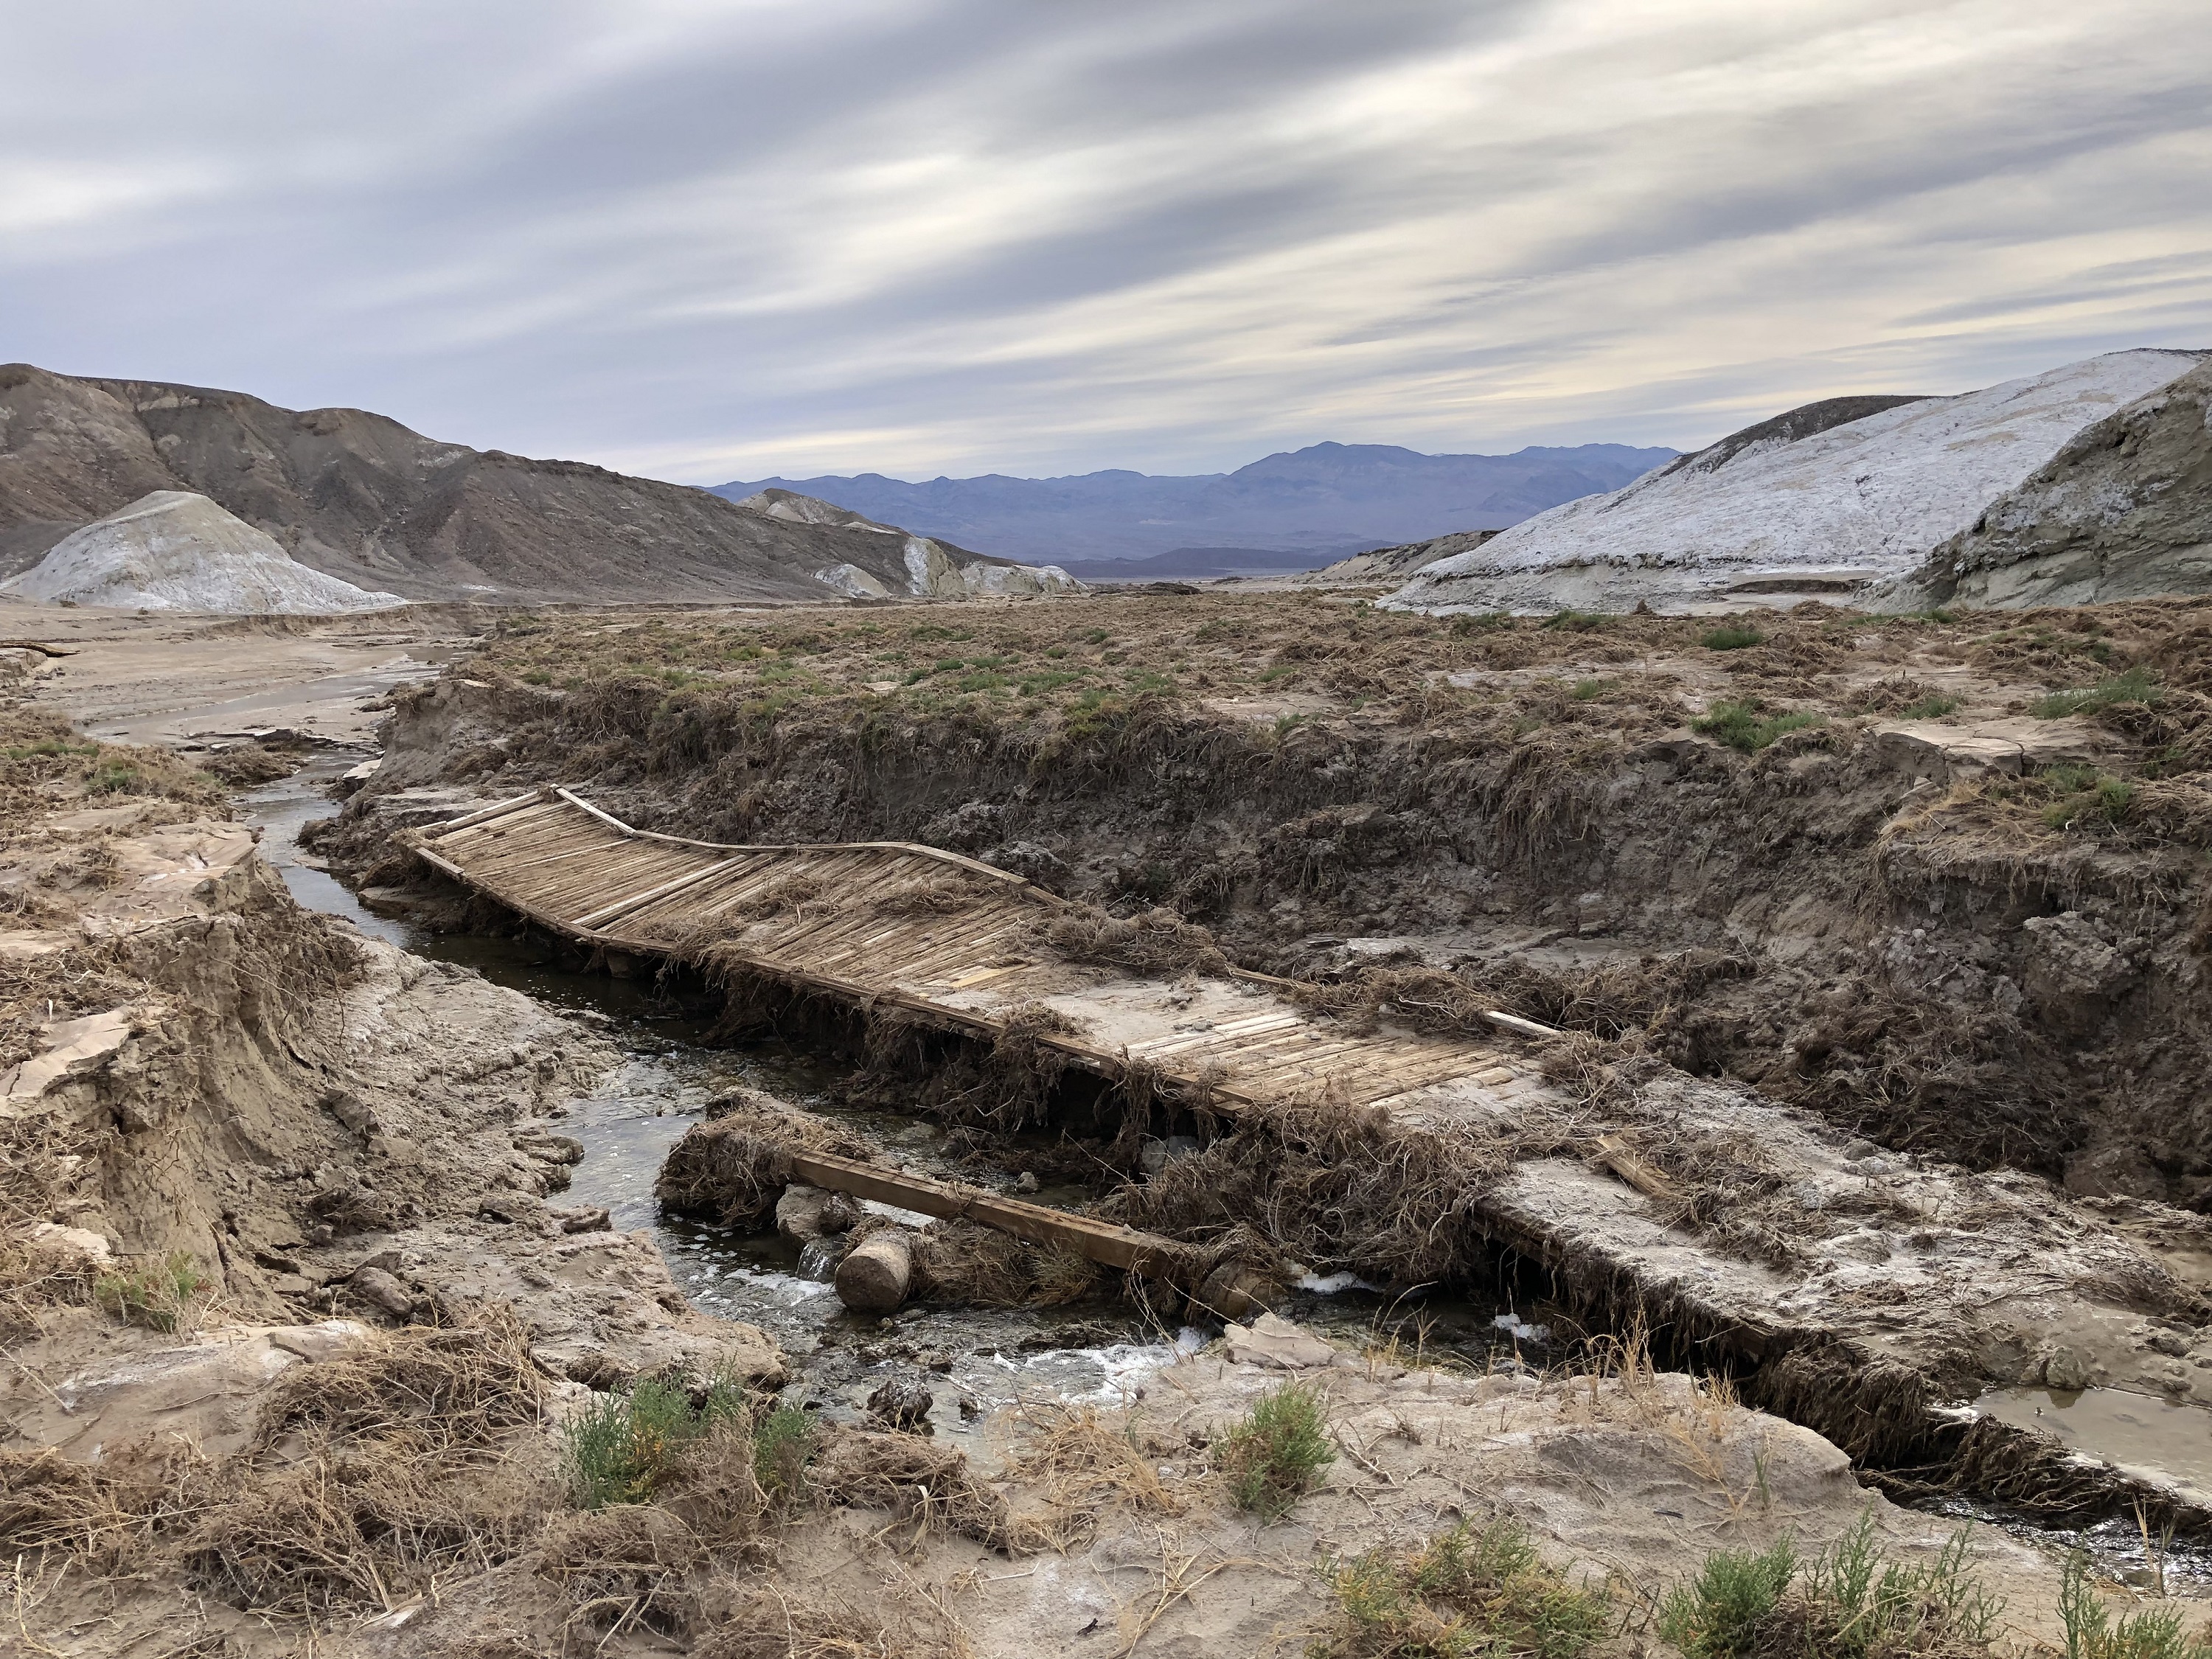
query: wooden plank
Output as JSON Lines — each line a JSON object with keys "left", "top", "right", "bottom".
{"left": 786, "top": 1150, "right": 1185, "bottom": 1278}
{"left": 572, "top": 857, "right": 745, "bottom": 930}
{"left": 420, "top": 789, "right": 549, "bottom": 838}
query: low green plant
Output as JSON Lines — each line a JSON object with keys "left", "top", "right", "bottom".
{"left": 1315, "top": 1517, "right": 1610, "bottom": 1658}
{"left": 2040, "top": 765, "right": 2136, "bottom": 829}
{"left": 2059, "top": 1551, "right": 2212, "bottom": 1659}
{"left": 751, "top": 1405, "right": 815, "bottom": 1505}
{"left": 1542, "top": 609, "right": 1604, "bottom": 632}
{"left": 1659, "top": 1538, "right": 1797, "bottom": 1658}
{"left": 1691, "top": 699, "right": 1825, "bottom": 752}
{"left": 1699, "top": 624, "right": 1766, "bottom": 651}
{"left": 565, "top": 1372, "right": 749, "bottom": 1509}
{"left": 2032, "top": 668, "right": 2162, "bottom": 718}
{"left": 94, "top": 1251, "right": 210, "bottom": 1333}
{"left": 1448, "top": 611, "right": 1513, "bottom": 636}
{"left": 1661, "top": 1515, "right": 2006, "bottom": 1659}
{"left": 1569, "top": 678, "right": 1615, "bottom": 701}
{"left": 1219, "top": 1380, "right": 1335, "bottom": 1518}
{"left": 1899, "top": 694, "right": 1961, "bottom": 719}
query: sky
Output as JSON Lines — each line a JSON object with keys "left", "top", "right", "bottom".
{"left": 4, "top": 1, "right": 2209, "bottom": 483}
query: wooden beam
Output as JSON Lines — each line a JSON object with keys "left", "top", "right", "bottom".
{"left": 785, "top": 1150, "right": 1186, "bottom": 1279}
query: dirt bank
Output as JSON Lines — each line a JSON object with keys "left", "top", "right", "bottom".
{"left": 335, "top": 591, "right": 2212, "bottom": 1208}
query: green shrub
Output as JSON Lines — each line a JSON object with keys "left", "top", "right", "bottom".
{"left": 751, "top": 1405, "right": 815, "bottom": 1504}
{"left": 2040, "top": 765, "right": 2136, "bottom": 829}
{"left": 1660, "top": 1516, "right": 2006, "bottom": 1659}
{"left": 1315, "top": 1517, "right": 1609, "bottom": 1658}
{"left": 1448, "top": 611, "right": 1514, "bottom": 636}
{"left": 1691, "top": 700, "right": 1825, "bottom": 752}
{"left": 1699, "top": 624, "right": 1766, "bottom": 651}
{"left": 1659, "top": 1538, "right": 1796, "bottom": 1658}
{"left": 2032, "top": 669, "right": 2162, "bottom": 718}
{"left": 1542, "top": 609, "right": 1605, "bottom": 632}
{"left": 1218, "top": 1380, "right": 1334, "bottom": 1518}
{"left": 564, "top": 1373, "right": 749, "bottom": 1509}
{"left": 1569, "top": 679, "right": 1615, "bottom": 701}
{"left": 2059, "top": 1551, "right": 2212, "bottom": 1659}
{"left": 94, "top": 1251, "right": 210, "bottom": 1333}
{"left": 1899, "top": 695, "right": 1960, "bottom": 719}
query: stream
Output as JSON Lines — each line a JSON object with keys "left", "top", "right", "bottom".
{"left": 239, "top": 758, "right": 1526, "bottom": 1431}
{"left": 237, "top": 761, "right": 2212, "bottom": 1579}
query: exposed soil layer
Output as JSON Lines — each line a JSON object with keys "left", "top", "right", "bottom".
{"left": 330, "top": 590, "right": 2212, "bottom": 1211}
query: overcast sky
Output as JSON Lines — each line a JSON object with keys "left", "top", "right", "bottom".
{"left": 5, "top": 1, "right": 2208, "bottom": 481}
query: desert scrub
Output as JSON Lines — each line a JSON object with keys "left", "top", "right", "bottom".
{"left": 94, "top": 1251, "right": 210, "bottom": 1334}
{"left": 566, "top": 1372, "right": 750, "bottom": 1509}
{"left": 1659, "top": 1513, "right": 2003, "bottom": 1659}
{"left": 1217, "top": 1380, "right": 1335, "bottom": 1518}
{"left": 750, "top": 1405, "right": 815, "bottom": 1505}
{"left": 2039, "top": 765, "right": 2137, "bottom": 830}
{"left": 1899, "top": 694, "right": 1961, "bottom": 719}
{"left": 2058, "top": 1551, "right": 2212, "bottom": 1659}
{"left": 1691, "top": 698, "right": 1824, "bottom": 752}
{"left": 1314, "top": 1517, "right": 1610, "bottom": 1658}
{"left": 2033, "top": 668, "right": 2162, "bottom": 717}
{"left": 1699, "top": 624, "right": 1766, "bottom": 651}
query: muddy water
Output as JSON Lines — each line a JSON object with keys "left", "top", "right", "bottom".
{"left": 241, "top": 762, "right": 1520, "bottom": 1432}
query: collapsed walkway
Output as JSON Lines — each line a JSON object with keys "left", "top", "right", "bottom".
{"left": 411, "top": 787, "right": 2212, "bottom": 1534}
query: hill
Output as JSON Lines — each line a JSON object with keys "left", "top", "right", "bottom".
{"left": 1880, "top": 355, "right": 2212, "bottom": 610}
{"left": 0, "top": 490, "right": 403, "bottom": 613}
{"left": 1383, "top": 349, "right": 2208, "bottom": 615}
{"left": 713, "top": 439, "right": 1677, "bottom": 571}
{"left": 0, "top": 366, "right": 1065, "bottom": 605}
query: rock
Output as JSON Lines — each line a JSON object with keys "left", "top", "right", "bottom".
{"left": 349, "top": 1265, "right": 415, "bottom": 1318}
{"left": 835, "top": 1230, "right": 915, "bottom": 1313}
{"left": 25, "top": 1222, "right": 113, "bottom": 1270}
{"left": 2044, "top": 1347, "right": 2093, "bottom": 1391}
{"left": 1012, "top": 1171, "right": 1040, "bottom": 1194}
{"left": 776, "top": 1183, "right": 833, "bottom": 1245}
{"left": 549, "top": 1205, "right": 612, "bottom": 1234}
{"left": 1223, "top": 1312, "right": 1337, "bottom": 1370}
{"left": 866, "top": 1371, "right": 935, "bottom": 1431}
{"left": 1195, "top": 1260, "right": 1281, "bottom": 1322}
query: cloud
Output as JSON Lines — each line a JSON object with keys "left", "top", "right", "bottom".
{"left": 2, "top": 0, "right": 2206, "bottom": 479}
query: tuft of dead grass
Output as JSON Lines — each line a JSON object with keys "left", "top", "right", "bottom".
{"left": 1026, "top": 904, "right": 1231, "bottom": 977}
{"left": 809, "top": 1429, "right": 1041, "bottom": 1554}
{"left": 539, "top": 1503, "right": 704, "bottom": 1641}
{"left": 1003, "top": 1404, "right": 1183, "bottom": 1543}
{"left": 250, "top": 1314, "right": 546, "bottom": 1457}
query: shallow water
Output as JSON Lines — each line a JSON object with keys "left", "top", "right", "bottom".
{"left": 1972, "top": 1386, "right": 2212, "bottom": 1509}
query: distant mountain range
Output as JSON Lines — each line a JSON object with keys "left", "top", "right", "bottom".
{"left": 0, "top": 365, "right": 1067, "bottom": 605}
{"left": 712, "top": 440, "right": 1679, "bottom": 577}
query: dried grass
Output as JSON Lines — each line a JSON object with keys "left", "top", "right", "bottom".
{"left": 184, "top": 1452, "right": 554, "bottom": 1615}
{"left": 1002, "top": 1404, "right": 1182, "bottom": 1542}
{"left": 697, "top": 1582, "right": 970, "bottom": 1659}
{"left": 1026, "top": 905, "right": 1230, "bottom": 977}
{"left": 656, "top": 1095, "right": 874, "bottom": 1228}
{"left": 249, "top": 1314, "right": 546, "bottom": 1457}
{"left": 0, "top": 1443, "right": 206, "bottom": 1573}
{"left": 539, "top": 1503, "right": 704, "bottom": 1640}
{"left": 809, "top": 1430, "right": 1041, "bottom": 1554}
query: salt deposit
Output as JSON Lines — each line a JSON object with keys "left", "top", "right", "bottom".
{"left": 1384, "top": 349, "right": 2205, "bottom": 614}
{"left": 1, "top": 490, "right": 403, "bottom": 613}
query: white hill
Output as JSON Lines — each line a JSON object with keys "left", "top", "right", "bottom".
{"left": 0, "top": 491, "right": 403, "bottom": 613}
{"left": 1383, "top": 349, "right": 2208, "bottom": 615}
{"left": 735, "top": 488, "right": 1085, "bottom": 598}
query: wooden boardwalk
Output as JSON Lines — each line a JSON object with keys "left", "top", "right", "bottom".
{"left": 411, "top": 787, "right": 1555, "bottom": 1117}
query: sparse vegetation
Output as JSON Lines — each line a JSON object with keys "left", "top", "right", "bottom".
{"left": 749, "top": 1405, "right": 815, "bottom": 1506}
{"left": 566, "top": 1373, "right": 751, "bottom": 1509}
{"left": 2032, "top": 667, "right": 2163, "bottom": 717}
{"left": 94, "top": 1251, "right": 210, "bottom": 1334}
{"left": 2058, "top": 1551, "right": 2212, "bottom": 1659}
{"left": 1700, "top": 624, "right": 1766, "bottom": 650}
{"left": 1899, "top": 694, "right": 1961, "bottom": 719}
{"left": 1691, "top": 699, "right": 1824, "bottom": 751}
{"left": 1315, "top": 1517, "right": 1610, "bottom": 1658}
{"left": 1658, "top": 1514, "right": 2003, "bottom": 1659}
{"left": 1217, "top": 1380, "right": 1335, "bottom": 1518}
